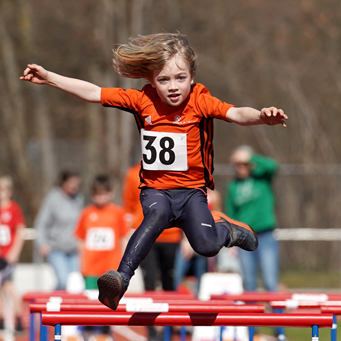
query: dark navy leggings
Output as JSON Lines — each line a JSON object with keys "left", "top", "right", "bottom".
{"left": 118, "top": 187, "right": 230, "bottom": 280}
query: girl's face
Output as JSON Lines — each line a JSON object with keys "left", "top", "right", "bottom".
{"left": 151, "top": 54, "right": 193, "bottom": 107}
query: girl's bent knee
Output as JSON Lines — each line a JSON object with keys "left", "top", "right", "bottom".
{"left": 194, "top": 245, "right": 220, "bottom": 258}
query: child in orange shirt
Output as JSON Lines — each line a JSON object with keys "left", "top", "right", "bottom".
{"left": 75, "top": 175, "right": 130, "bottom": 290}
{"left": 21, "top": 32, "right": 288, "bottom": 311}
{"left": 75, "top": 175, "right": 130, "bottom": 337}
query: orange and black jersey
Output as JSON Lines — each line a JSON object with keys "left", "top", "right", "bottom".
{"left": 101, "top": 83, "right": 234, "bottom": 190}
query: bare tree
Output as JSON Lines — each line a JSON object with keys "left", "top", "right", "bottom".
{"left": 0, "top": 8, "right": 37, "bottom": 219}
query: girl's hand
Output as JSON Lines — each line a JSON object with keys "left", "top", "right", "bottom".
{"left": 260, "top": 107, "right": 288, "bottom": 127}
{"left": 20, "top": 64, "right": 48, "bottom": 84}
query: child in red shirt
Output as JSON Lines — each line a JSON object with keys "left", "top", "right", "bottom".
{"left": 21, "top": 32, "right": 288, "bottom": 310}
{"left": 0, "top": 176, "right": 25, "bottom": 332}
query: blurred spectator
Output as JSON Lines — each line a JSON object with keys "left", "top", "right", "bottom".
{"left": 173, "top": 235, "right": 207, "bottom": 295}
{"left": 75, "top": 174, "right": 130, "bottom": 288}
{"left": 123, "top": 164, "right": 181, "bottom": 341}
{"left": 225, "top": 145, "right": 279, "bottom": 292}
{"left": 34, "top": 170, "right": 83, "bottom": 290}
{"left": 75, "top": 174, "right": 130, "bottom": 338}
{"left": 0, "top": 175, "right": 25, "bottom": 332}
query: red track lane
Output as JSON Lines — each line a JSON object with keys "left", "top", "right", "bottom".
{"left": 41, "top": 312, "right": 333, "bottom": 328}
{"left": 30, "top": 303, "right": 265, "bottom": 313}
{"left": 321, "top": 307, "right": 341, "bottom": 314}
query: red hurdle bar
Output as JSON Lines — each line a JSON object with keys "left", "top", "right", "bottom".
{"left": 23, "top": 290, "right": 194, "bottom": 302}
{"left": 31, "top": 302, "right": 265, "bottom": 341}
{"left": 271, "top": 301, "right": 341, "bottom": 309}
{"left": 211, "top": 293, "right": 341, "bottom": 341}
{"left": 30, "top": 302, "right": 266, "bottom": 313}
{"left": 42, "top": 312, "right": 333, "bottom": 341}
{"left": 321, "top": 307, "right": 341, "bottom": 314}
{"left": 35, "top": 298, "right": 102, "bottom": 304}
{"left": 125, "top": 291, "right": 195, "bottom": 299}
{"left": 320, "top": 307, "right": 341, "bottom": 341}
{"left": 34, "top": 298, "right": 233, "bottom": 305}
{"left": 211, "top": 292, "right": 341, "bottom": 302}
{"left": 23, "top": 291, "right": 88, "bottom": 301}
{"left": 42, "top": 311, "right": 333, "bottom": 327}
{"left": 27, "top": 290, "right": 341, "bottom": 341}
{"left": 30, "top": 300, "right": 264, "bottom": 341}
{"left": 269, "top": 301, "right": 341, "bottom": 341}
{"left": 24, "top": 290, "right": 191, "bottom": 341}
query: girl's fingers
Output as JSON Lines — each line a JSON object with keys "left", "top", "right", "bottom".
{"left": 261, "top": 107, "right": 287, "bottom": 126}
{"left": 23, "top": 68, "right": 30, "bottom": 76}
{"left": 27, "top": 63, "right": 37, "bottom": 69}
{"left": 263, "top": 108, "right": 271, "bottom": 117}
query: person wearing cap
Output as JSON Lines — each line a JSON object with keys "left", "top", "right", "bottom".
{"left": 225, "top": 146, "right": 279, "bottom": 292}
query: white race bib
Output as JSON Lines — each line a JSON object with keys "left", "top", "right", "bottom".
{"left": 85, "top": 228, "right": 115, "bottom": 250}
{"left": 141, "top": 129, "right": 188, "bottom": 171}
{"left": 0, "top": 225, "right": 11, "bottom": 246}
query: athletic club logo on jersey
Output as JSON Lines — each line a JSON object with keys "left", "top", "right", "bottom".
{"left": 89, "top": 212, "right": 98, "bottom": 222}
{"left": 145, "top": 116, "right": 152, "bottom": 125}
{"left": 174, "top": 115, "right": 181, "bottom": 122}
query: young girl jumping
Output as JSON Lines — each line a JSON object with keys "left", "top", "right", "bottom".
{"left": 20, "top": 32, "right": 288, "bottom": 310}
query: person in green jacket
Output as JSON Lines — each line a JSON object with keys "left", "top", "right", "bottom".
{"left": 225, "top": 145, "right": 279, "bottom": 292}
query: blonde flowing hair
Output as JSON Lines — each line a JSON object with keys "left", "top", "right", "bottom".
{"left": 112, "top": 32, "right": 197, "bottom": 80}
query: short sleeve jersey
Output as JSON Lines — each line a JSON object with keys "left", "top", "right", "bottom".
{"left": 101, "top": 83, "right": 234, "bottom": 190}
{"left": 0, "top": 201, "right": 25, "bottom": 257}
{"left": 75, "top": 203, "right": 130, "bottom": 277}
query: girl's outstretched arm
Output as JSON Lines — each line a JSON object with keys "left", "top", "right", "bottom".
{"left": 20, "top": 64, "right": 101, "bottom": 103}
{"left": 226, "top": 106, "right": 288, "bottom": 127}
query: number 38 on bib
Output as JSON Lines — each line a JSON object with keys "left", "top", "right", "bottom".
{"left": 141, "top": 129, "right": 188, "bottom": 171}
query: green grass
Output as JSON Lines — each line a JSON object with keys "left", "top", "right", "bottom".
{"left": 258, "top": 324, "right": 338, "bottom": 341}
{"left": 279, "top": 269, "right": 341, "bottom": 290}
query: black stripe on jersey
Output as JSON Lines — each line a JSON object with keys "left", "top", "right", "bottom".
{"left": 138, "top": 159, "right": 145, "bottom": 187}
{"left": 206, "top": 118, "right": 214, "bottom": 189}
{"left": 134, "top": 113, "right": 145, "bottom": 133}
{"left": 103, "top": 104, "right": 138, "bottom": 115}
{"left": 199, "top": 117, "right": 215, "bottom": 190}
